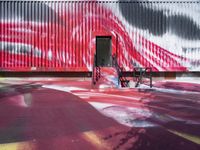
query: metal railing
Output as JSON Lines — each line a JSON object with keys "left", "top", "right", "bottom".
{"left": 92, "top": 54, "right": 101, "bottom": 86}
{"left": 112, "top": 55, "right": 129, "bottom": 87}
{"left": 133, "top": 67, "right": 152, "bottom": 88}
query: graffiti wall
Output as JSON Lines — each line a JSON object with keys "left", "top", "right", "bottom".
{"left": 0, "top": 0, "right": 200, "bottom": 72}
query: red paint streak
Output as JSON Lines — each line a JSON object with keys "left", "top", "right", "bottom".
{"left": 0, "top": 2, "right": 189, "bottom": 71}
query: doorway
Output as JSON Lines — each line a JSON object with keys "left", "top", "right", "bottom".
{"left": 96, "top": 36, "right": 112, "bottom": 67}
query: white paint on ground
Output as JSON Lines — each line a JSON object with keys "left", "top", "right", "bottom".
{"left": 139, "top": 84, "right": 200, "bottom": 95}
{"left": 89, "top": 102, "right": 157, "bottom": 128}
{"left": 42, "top": 85, "right": 87, "bottom": 93}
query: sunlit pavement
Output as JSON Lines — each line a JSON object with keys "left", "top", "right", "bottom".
{"left": 0, "top": 77, "right": 200, "bottom": 150}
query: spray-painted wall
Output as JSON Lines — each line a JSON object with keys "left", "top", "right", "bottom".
{"left": 0, "top": 0, "right": 200, "bottom": 72}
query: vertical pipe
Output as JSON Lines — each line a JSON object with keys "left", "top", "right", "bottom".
{"left": 53, "top": 1, "right": 56, "bottom": 68}
{"left": 67, "top": 1, "right": 69, "bottom": 69}
{"left": 87, "top": 1, "right": 90, "bottom": 69}
{"left": 61, "top": 1, "right": 64, "bottom": 68}
{"left": 83, "top": 1, "right": 86, "bottom": 69}
{"left": 80, "top": 1, "right": 83, "bottom": 68}
{"left": 40, "top": 1, "right": 43, "bottom": 68}
{"left": 10, "top": 1, "right": 13, "bottom": 68}
{"left": 71, "top": 1, "right": 74, "bottom": 68}
{"left": 30, "top": 1, "right": 33, "bottom": 68}
{"left": 48, "top": 1, "right": 50, "bottom": 69}
{"left": 0, "top": 2, "right": 3, "bottom": 68}
{"left": 8, "top": 1, "right": 11, "bottom": 68}
{"left": 77, "top": 2, "right": 80, "bottom": 68}
{"left": 57, "top": 1, "right": 60, "bottom": 68}
{"left": 65, "top": 1, "right": 67, "bottom": 68}
{"left": 74, "top": 1, "right": 76, "bottom": 68}
{"left": 58, "top": 1, "right": 61, "bottom": 68}
{"left": 25, "top": 1, "right": 28, "bottom": 68}
{"left": 44, "top": 1, "right": 48, "bottom": 69}
{"left": 28, "top": 1, "right": 31, "bottom": 68}
{"left": 85, "top": 1, "right": 88, "bottom": 68}
{"left": 39, "top": 1, "right": 41, "bottom": 69}
{"left": 5, "top": 1, "right": 7, "bottom": 68}
{"left": 20, "top": 1, "right": 23, "bottom": 68}
{"left": 35, "top": 1, "right": 38, "bottom": 68}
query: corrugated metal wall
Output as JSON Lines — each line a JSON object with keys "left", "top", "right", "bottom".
{"left": 0, "top": 0, "right": 200, "bottom": 72}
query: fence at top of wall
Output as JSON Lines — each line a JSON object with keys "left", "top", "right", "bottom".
{"left": 0, "top": 0, "right": 200, "bottom": 72}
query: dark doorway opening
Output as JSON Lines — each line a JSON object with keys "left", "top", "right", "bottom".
{"left": 96, "top": 36, "right": 112, "bottom": 67}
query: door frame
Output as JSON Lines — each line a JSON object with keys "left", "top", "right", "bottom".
{"left": 95, "top": 36, "right": 112, "bottom": 67}
{"left": 92, "top": 31, "right": 117, "bottom": 67}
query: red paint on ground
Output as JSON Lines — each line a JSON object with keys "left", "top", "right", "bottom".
{"left": 0, "top": 78, "right": 200, "bottom": 150}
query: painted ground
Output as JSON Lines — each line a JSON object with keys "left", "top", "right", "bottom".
{"left": 0, "top": 77, "right": 200, "bottom": 150}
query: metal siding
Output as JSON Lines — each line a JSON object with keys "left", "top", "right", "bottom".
{"left": 0, "top": 1, "right": 200, "bottom": 72}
